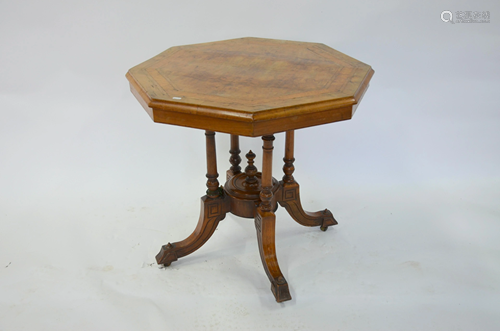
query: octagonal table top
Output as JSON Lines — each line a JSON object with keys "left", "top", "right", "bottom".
{"left": 126, "top": 37, "right": 374, "bottom": 137}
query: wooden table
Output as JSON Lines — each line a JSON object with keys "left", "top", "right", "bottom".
{"left": 126, "top": 37, "right": 374, "bottom": 302}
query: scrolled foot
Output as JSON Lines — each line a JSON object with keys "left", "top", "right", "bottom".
{"left": 278, "top": 181, "right": 338, "bottom": 230}
{"left": 320, "top": 209, "right": 337, "bottom": 231}
{"left": 156, "top": 243, "right": 178, "bottom": 266}
{"left": 155, "top": 195, "right": 229, "bottom": 267}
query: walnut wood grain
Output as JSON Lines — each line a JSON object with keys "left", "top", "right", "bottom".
{"left": 223, "top": 171, "right": 280, "bottom": 218}
{"left": 260, "top": 135, "right": 275, "bottom": 212}
{"left": 156, "top": 194, "right": 230, "bottom": 266}
{"left": 126, "top": 37, "right": 374, "bottom": 137}
{"left": 227, "top": 134, "right": 242, "bottom": 180}
{"left": 130, "top": 37, "right": 373, "bottom": 303}
{"left": 278, "top": 130, "right": 337, "bottom": 230}
{"left": 278, "top": 181, "right": 337, "bottom": 231}
{"left": 255, "top": 207, "right": 291, "bottom": 302}
{"left": 205, "top": 130, "right": 221, "bottom": 197}
{"left": 254, "top": 134, "right": 291, "bottom": 302}
{"left": 156, "top": 131, "right": 228, "bottom": 266}
{"left": 282, "top": 131, "right": 295, "bottom": 184}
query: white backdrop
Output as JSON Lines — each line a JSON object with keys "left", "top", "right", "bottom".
{"left": 1, "top": 0, "right": 499, "bottom": 330}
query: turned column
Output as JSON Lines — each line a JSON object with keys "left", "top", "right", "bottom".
{"left": 282, "top": 130, "right": 295, "bottom": 184}
{"left": 205, "top": 130, "right": 221, "bottom": 197}
{"left": 227, "top": 134, "right": 242, "bottom": 180}
{"left": 260, "top": 135, "right": 275, "bottom": 211}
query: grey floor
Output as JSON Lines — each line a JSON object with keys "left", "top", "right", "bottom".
{"left": 2, "top": 178, "right": 499, "bottom": 330}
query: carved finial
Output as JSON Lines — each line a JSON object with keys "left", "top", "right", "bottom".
{"left": 244, "top": 150, "right": 258, "bottom": 187}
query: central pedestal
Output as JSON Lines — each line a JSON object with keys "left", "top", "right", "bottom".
{"left": 156, "top": 131, "right": 338, "bottom": 303}
{"left": 224, "top": 172, "right": 280, "bottom": 218}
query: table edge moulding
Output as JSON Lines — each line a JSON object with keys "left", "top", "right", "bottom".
{"left": 126, "top": 37, "right": 374, "bottom": 137}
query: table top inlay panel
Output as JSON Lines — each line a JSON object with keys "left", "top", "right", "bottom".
{"left": 126, "top": 37, "right": 373, "bottom": 136}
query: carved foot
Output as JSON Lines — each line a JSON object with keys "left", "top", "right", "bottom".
{"left": 255, "top": 207, "right": 292, "bottom": 302}
{"left": 156, "top": 243, "right": 178, "bottom": 266}
{"left": 156, "top": 194, "right": 229, "bottom": 267}
{"left": 278, "top": 181, "right": 338, "bottom": 231}
{"left": 271, "top": 276, "right": 292, "bottom": 303}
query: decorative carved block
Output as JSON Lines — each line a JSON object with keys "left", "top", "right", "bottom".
{"left": 283, "top": 188, "right": 296, "bottom": 201}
